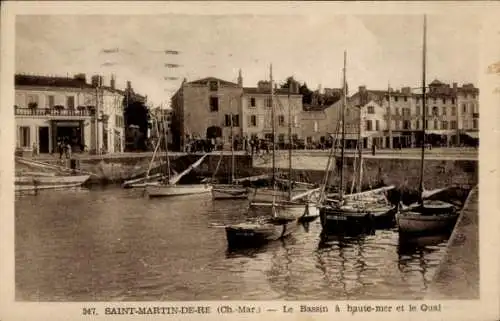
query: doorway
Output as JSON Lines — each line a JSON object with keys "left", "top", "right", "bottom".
{"left": 38, "top": 127, "right": 49, "bottom": 153}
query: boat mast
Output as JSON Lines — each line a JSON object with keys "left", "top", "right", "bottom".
{"left": 387, "top": 82, "right": 393, "bottom": 149}
{"left": 418, "top": 15, "right": 427, "bottom": 204}
{"left": 163, "top": 106, "right": 171, "bottom": 183}
{"left": 356, "top": 92, "right": 363, "bottom": 193}
{"left": 287, "top": 82, "right": 293, "bottom": 201}
{"left": 339, "top": 51, "right": 347, "bottom": 200}
{"left": 270, "top": 64, "right": 276, "bottom": 189}
{"left": 230, "top": 100, "right": 235, "bottom": 184}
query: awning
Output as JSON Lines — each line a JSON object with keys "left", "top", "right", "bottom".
{"left": 465, "top": 131, "right": 479, "bottom": 139}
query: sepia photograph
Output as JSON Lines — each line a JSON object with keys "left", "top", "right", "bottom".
{"left": 1, "top": 1, "right": 499, "bottom": 320}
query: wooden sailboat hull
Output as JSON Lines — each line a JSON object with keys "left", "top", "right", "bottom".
{"left": 212, "top": 185, "right": 250, "bottom": 200}
{"left": 15, "top": 174, "right": 90, "bottom": 192}
{"left": 319, "top": 205, "right": 376, "bottom": 236}
{"left": 225, "top": 218, "right": 298, "bottom": 248}
{"left": 396, "top": 211, "right": 459, "bottom": 235}
{"left": 146, "top": 184, "right": 212, "bottom": 197}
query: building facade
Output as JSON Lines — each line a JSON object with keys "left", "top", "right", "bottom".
{"left": 241, "top": 80, "right": 303, "bottom": 147}
{"left": 15, "top": 74, "right": 130, "bottom": 155}
{"left": 171, "top": 71, "right": 304, "bottom": 151}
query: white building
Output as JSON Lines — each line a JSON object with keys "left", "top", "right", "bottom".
{"left": 15, "top": 74, "right": 127, "bottom": 155}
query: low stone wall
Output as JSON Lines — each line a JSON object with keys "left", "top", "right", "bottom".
{"left": 50, "top": 154, "right": 477, "bottom": 192}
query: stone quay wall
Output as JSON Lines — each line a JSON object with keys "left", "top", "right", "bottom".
{"left": 59, "top": 154, "right": 477, "bottom": 193}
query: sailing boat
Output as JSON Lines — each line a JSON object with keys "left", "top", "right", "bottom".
{"left": 145, "top": 111, "right": 212, "bottom": 197}
{"left": 16, "top": 157, "right": 91, "bottom": 192}
{"left": 224, "top": 64, "right": 302, "bottom": 248}
{"left": 396, "top": 16, "right": 458, "bottom": 235}
{"left": 211, "top": 110, "right": 250, "bottom": 200}
{"left": 122, "top": 113, "right": 170, "bottom": 188}
{"left": 319, "top": 51, "right": 396, "bottom": 236}
{"left": 248, "top": 66, "right": 320, "bottom": 220}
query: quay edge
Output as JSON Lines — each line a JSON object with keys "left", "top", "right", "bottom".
{"left": 425, "top": 185, "right": 479, "bottom": 299}
{"left": 34, "top": 153, "right": 477, "bottom": 195}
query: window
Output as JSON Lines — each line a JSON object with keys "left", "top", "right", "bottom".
{"left": 426, "top": 106, "right": 430, "bottom": 115}
{"left": 306, "top": 136, "right": 312, "bottom": 143}
{"left": 394, "top": 96, "right": 399, "bottom": 102}
{"left": 293, "top": 115, "right": 299, "bottom": 127}
{"left": 404, "top": 96, "right": 407, "bottom": 102}
{"left": 27, "top": 94, "right": 38, "bottom": 108}
{"left": 432, "top": 106, "right": 439, "bottom": 116}
{"left": 462, "top": 103, "right": 467, "bottom": 113}
{"left": 441, "top": 121, "right": 448, "bottom": 130}
{"left": 425, "top": 120, "right": 429, "bottom": 129}
{"left": 395, "top": 108, "right": 400, "bottom": 115}
{"left": 210, "top": 96, "right": 219, "bottom": 112}
{"left": 433, "top": 98, "right": 437, "bottom": 104}
{"left": 473, "top": 119, "right": 478, "bottom": 129}
{"left": 225, "top": 114, "right": 239, "bottom": 127}
{"left": 232, "top": 114, "right": 240, "bottom": 127}
{"left": 47, "top": 95, "right": 55, "bottom": 108}
{"left": 470, "top": 103, "right": 475, "bottom": 114}
{"left": 403, "top": 108, "right": 411, "bottom": 117}
{"left": 442, "top": 98, "right": 446, "bottom": 104}
{"left": 415, "top": 106, "right": 420, "bottom": 116}
{"left": 434, "top": 120, "right": 438, "bottom": 130}
{"left": 366, "top": 120, "right": 373, "bottom": 131}
{"left": 249, "top": 115, "right": 257, "bottom": 127}
{"left": 278, "top": 115, "right": 285, "bottom": 127}
{"left": 18, "top": 126, "right": 30, "bottom": 147}
{"left": 450, "top": 120, "right": 457, "bottom": 129}
{"left": 249, "top": 97, "right": 256, "bottom": 107}
{"left": 403, "top": 120, "right": 411, "bottom": 130}
{"left": 451, "top": 107, "right": 456, "bottom": 116}
{"left": 472, "top": 94, "right": 476, "bottom": 99}
{"left": 464, "top": 93, "right": 468, "bottom": 99}
{"left": 115, "top": 115, "right": 124, "bottom": 127}
{"left": 376, "top": 120, "right": 380, "bottom": 131}
{"left": 367, "top": 106, "right": 375, "bottom": 114}
{"left": 416, "top": 97, "right": 420, "bottom": 103}
{"left": 395, "top": 120, "right": 401, "bottom": 130}
{"left": 265, "top": 97, "right": 272, "bottom": 108}
{"left": 452, "top": 98, "right": 455, "bottom": 104}
{"left": 313, "top": 121, "right": 318, "bottom": 132}
{"left": 67, "top": 96, "right": 75, "bottom": 109}
{"left": 209, "top": 81, "right": 218, "bottom": 91}
{"left": 278, "top": 134, "right": 285, "bottom": 142}
{"left": 442, "top": 106, "right": 447, "bottom": 116}
{"left": 416, "top": 120, "right": 420, "bottom": 130}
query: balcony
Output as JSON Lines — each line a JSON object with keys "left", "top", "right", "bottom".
{"left": 15, "top": 106, "right": 96, "bottom": 117}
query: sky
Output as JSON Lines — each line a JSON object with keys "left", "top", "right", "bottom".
{"left": 16, "top": 13, "right": 480, "bottom": 107}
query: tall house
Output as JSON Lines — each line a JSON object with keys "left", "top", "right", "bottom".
{"left": 170, "top": 77, "right": 244, "bottom": 151}
{"left": 241, "top": 79, "right": 303, "bottom": 146}
{"left": 15, "top": 74, "right": 128, "bottom": 155}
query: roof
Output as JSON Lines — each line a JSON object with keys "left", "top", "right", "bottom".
{"left": 187, "top": 77, "right": 239, "bottom": 87}
{"left": 243, "top": 87, "right": 301, "bottom": 96}
{"left": 15, "top": 74, "right": 94, "bottom": 89}
{"left": 15, "top": 74, "right": 136, "bottom": 97}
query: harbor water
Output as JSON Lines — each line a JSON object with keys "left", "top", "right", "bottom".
{"left": 16, "top": 187, "right": 451, "bottom": 301}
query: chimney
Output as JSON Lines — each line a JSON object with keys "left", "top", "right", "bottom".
{"left": 91, "top": 75, "right": 100, "bottom": 87}
{"left": 401, "top": 87, "right": 411, "bottom": 95}
{"left": 237, "top": 69, "right": 243, "bottom": 87}
{"left": 359, "top": 85, "right": 366, "bottom": 93}
{"left": 127, "top": 81, "right": 132, "bottom": 90}
{"left": 110, "top": 74, "right": 116, "bottom": 89}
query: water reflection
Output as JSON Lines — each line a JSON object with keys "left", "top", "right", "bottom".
{"left": 16, "top": 187, "right": 453, "bottom": 301}
{"left": 315, "top": 235, "right": 369, "bottom": 299}
{"left": 396, "top": 233, "right": 451, "bottom": 292}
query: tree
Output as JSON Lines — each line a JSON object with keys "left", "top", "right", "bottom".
{"left": 123, "top": 90, "right": 150, "bottom": 151}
